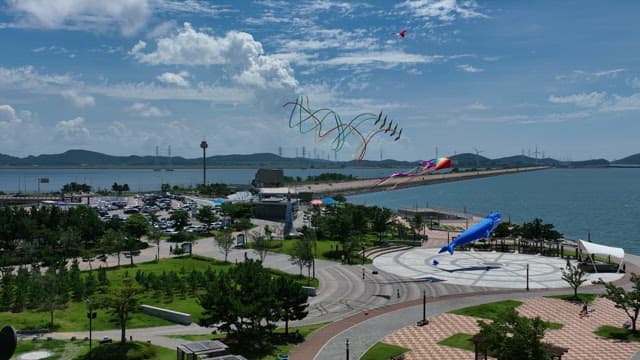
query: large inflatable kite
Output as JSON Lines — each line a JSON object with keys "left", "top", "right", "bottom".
{"left": 438, "top": 211, "right": 502, "bottom": 255}
{"left": 284, "top": 96, "right": 403, "bottom": 161}
{"left": 375, "top": 157, "right": 452, "bottom": 189}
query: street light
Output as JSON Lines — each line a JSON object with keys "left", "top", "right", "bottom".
{"left": 200, "top": 140, "right": 208, "bottom": 186}
{"left": 85, "top": 297, "right": 97, "bottom": 357}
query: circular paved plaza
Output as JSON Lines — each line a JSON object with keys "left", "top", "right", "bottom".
{"left": 373, "top": 248, "right": 623, "bottom": 289}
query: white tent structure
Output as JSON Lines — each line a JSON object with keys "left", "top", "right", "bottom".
{"left": 577, "top": 239, "right": 625, "bottom": 273}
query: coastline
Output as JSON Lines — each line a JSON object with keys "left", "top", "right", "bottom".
{"left": 294, "top": 166, "right": 550, "bottom": 197}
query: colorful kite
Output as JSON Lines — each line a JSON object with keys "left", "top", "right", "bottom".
{"left": 374, "top": 157, "right": 452, "bottom": 188}
{"left": 284, "top": 96, "right": 403, "bottom": 161}
{"left": 393, "top": 29, "right": 407, "bottom": 38}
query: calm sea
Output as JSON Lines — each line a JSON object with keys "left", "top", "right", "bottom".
{"left": 0, "top": 167, "right": 393, "bottom": 193}
{"left": 2, "top": 167, "right": 638, "bottom": 254}
{"left": 348, "top": 168, "right": 640, "bottom": 254}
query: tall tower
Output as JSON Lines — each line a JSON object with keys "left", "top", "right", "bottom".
{"left": 200, "top": 140, "right": 208, "bottom": 186}
{"left": 167, "top": 145, "right": 173, "bottom": 171}
{"left": 278, "top": 146, "right": 283, "bottom": 157}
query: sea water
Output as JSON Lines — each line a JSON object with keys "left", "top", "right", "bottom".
{"left": 348, "top": 168, "right": 640, "bottom": 254}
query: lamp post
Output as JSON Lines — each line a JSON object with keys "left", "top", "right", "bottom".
{"left": 85, "top": 297, "right": 97, "bottom": 357}
{"left": 345, "top": 339, "right": 350, "bottom": 360}
{"left": 200, "top": 140, "right": 208, "bottom": 186}
{"left": 526, "top": 263, "right": 530, "bottom": 291}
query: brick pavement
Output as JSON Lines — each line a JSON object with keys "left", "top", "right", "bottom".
{"left": 383, "top": 297, "right": 640, "bottom": 360}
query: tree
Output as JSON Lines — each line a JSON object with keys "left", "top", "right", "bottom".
{"left": 147, "top": 229, "right": 162, "bottom": 263}
{"left": 124, "top": 214, "right": 149, "bottom": 242}
{"left": 252, "top": 232, "right": 270, "bottom": 263}
{"left": 561, "top": 263, "right": 588, "bottom": 299}
{"left": 196, "top": 205, "right": 217, "bottom": 228}
{"left": 99, "top": 277, "right": 141, "bottom": 344}
{"left": 275, "top": 276, "right": 309, "bottom": 336}
{"left": 410, "top": 215, "right": 424, "bottom": 241}
{"left": 170, "top": 210, "right": 190, "bottom": 231}
{"left": 476, "top": 309, "right": 552, "bottom": 360}
{"left": 595, "top": 273, "right": 640, "bottom": 331}
{"left": 215, "top": 232, "right": 235, "bottom": 263}
{"left": 290, "top": 239, "right": 314, "bottom": 276}
{"left": 101, "top": 229, "right": 126, "bottom": 267}
{"left": 371, "top": 207, "right": 392, "bottom": 242}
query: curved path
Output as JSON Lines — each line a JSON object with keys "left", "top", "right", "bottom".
{"left": 290, "top": 253, "right": 640, "bottom": 360}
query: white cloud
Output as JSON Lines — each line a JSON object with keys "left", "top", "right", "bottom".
{"left": 457, "top": 64, "right": 483, "bottom": 73}
{"left": 156, "top": 71, "right": 190, "bottom": 87}
{"left": 153, "top": 0, "right": 227, "bottom": 16}
{"left": 61, "top": 90, "right": 96, "bottom": 108}
{"left": 131, "top": 22, "right": 297, "bottom": 89}
{"left": 318, "top": 51, "right": 442, "bottom": 66}
{"left": 555, "top": 68, "right": 625, "bottom": 82}
{"left": 0, "top": 66, "right": 74, "bottom": 91}
{"left": 5, "top": 0, "right": 151, "bottom": 35}
{"left": 548, "top": 92, "right": 607, "bottom": 108}
{"left": 627, "top": 77, "right": 640, "bottom": 89}
{"left": 604, "top": 93, "right": 640, "bottom": 112}
{"left": 125, "top": 102, "right": 171, "bottom": 117}
{"left": 465, "top": 102, "right": 490, "bottom": 110}
{"left": 88, "top": 82, "right": 251, "bottom": 102}
{"left": 397, "top": 0, "right": 487, "bottom": 24}
{"left": 55, "top": 116, "right": 90, "bottom": 142}
{"left": 0, "top": 104, "right": 21, "bottom": 125}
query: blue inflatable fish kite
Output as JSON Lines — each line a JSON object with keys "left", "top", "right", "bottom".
{"left": 439, "top": 211, "right": 502, "bottom": 255}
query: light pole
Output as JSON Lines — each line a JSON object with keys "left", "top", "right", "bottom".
{"left": 526, "top": 263, "right": 530, "bottom": 291}
{"left": 200, "top": 140, "right": 208, "bottom": 186}
{"left": 85, "top": 297, "right": 97, "bottom": 357}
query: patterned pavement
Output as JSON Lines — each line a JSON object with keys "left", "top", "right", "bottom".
{"left": 383, "top": 297, "right": 640, "bottom": 360}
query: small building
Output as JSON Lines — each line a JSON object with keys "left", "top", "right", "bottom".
{"left": 176, "top": 340, "right": 228, "bottom": 360}
{"left": 253, "top": 169, "right": 284, "bottom": 188}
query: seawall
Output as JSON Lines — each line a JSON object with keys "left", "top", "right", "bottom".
{"left": 294, "top": 166, "right": 550, "bottom": 197}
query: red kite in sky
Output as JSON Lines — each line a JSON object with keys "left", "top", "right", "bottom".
{"left": 395, "top": 29, "right": 407, "bottom": 38}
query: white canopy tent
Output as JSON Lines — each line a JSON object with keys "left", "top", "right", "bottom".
{"left": 577, "top": 239, "right": 624, "bottom": 273}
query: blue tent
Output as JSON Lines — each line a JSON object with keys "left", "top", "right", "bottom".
{"left": 322, "top": 197, "right": 337, "bottom": 206}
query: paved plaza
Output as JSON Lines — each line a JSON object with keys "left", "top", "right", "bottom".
{"left": 384, "top": 297, "right": 640, "bottom": 360}
{"left": 373, "top": 248, "right": 624, "bottom": 289}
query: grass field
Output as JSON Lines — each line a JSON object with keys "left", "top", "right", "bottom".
{"left": 595, "top": 325, "right": 640, "bottom": 341}
{"left": 438, "top": 333, "right": 475, "bottom": 352}
{"left": 449, "top": 300, "right": 523, "bottom": 320}
{"left": 255, "top": 238, "right": 372, "bottom": 264}
{"left": 360, "top": 342, "right": 409, "bottom": 360}
{"left": 546, "top": 293, "right": 599, "bottom": 303}
{"left": 0, "top": 255, "right": 319, "bottom": 332}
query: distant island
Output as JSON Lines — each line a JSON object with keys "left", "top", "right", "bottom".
{"left": 0, "top": 149, "right": 639, "bottom": 169}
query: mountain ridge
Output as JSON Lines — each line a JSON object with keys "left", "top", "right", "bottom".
{"left": 0, "top": 149, "right": 638, "bottom": 168}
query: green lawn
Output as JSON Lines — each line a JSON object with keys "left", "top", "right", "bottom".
{"left": 15, "top": 338, "right": 91, "bottom": 360}
{"left": 1, "top": 255, "right": 318, "bottom": 332}
{"left": 254, "top": 239, "right": 372, "bottom": 264}
{"left": 438, "top": 333, "right": 475, "bottom": 352}
{"left": 595, "top": 325, "right": 640, "bottom": 341}
{"left": 361, "top": 342, "right": 410, "bottom": 360}
{"left": 450, "top": 300, "right": 523, "bottom": 320}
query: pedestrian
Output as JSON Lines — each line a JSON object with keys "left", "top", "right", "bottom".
{"left": 397, "top": 288, "right": 400, "bottom": 299}
{"left": 580, "top": 301, "right": 589, "bottom": 318}
{"left": 169, "top": 245, "right": 173, "bottom": 254}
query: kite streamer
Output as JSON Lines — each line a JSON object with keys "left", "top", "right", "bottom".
{"left": 283, "top": 96, "right": 402, "bottom": 161}
{"left": 375, "top": 157, "right": 452, "bottom": 189}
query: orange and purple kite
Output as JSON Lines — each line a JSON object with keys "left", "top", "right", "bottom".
{"left": 374, "top": 157, "right": 452, "bottom": 189}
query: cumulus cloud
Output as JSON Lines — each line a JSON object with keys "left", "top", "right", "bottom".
{"left": 131, "top": 23, "right": 297, "bottom": 89}
{"left": 55, "top": 116, "right": 90, "bottom": 142}
{"left": 126, "top": 102, "right": 171, "bottom": 117}
{"left": 457, "top": 64, "right": 483, "bottom": 73}
{"left": 156, "top": 71, "right": 190, "bottom": 87}
{"left": 0, "top": 104, "right": 22, "bottom": 125}
{"left": 548, "top": 92, "right": 607, "bottom": 108}
{"left": 5, "top": 0, "right": 151, "bottom": 35}
{"left": 397, "top": 0, "right": 487, "bottom": 24}
{"left": 0, "top": 66, "right": 74, "bottom": 91}
{"left": 61, "top": 90, "right": 96, "bottom": 108}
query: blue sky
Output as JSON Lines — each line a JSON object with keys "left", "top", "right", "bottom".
{"left": 0, "top": 0, "right": 639, "bottom": 161}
